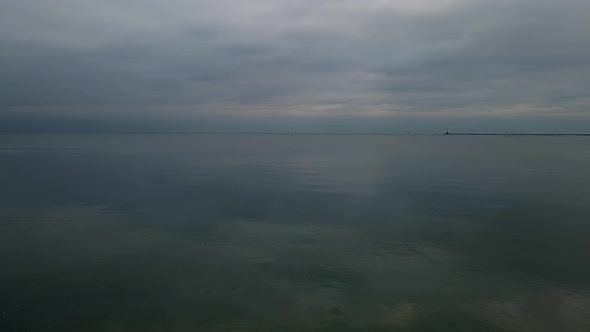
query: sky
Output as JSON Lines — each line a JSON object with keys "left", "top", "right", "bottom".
{"left": 1, "top": 0, "right": 589, "bottom": 133}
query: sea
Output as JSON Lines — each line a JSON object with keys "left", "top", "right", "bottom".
{"left": 1, "top": 134, "right": 589, "bottom": 331}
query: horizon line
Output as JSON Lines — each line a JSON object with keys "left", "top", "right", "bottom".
{"left": 1, "top": 131, "right": 590, "bottom": 136}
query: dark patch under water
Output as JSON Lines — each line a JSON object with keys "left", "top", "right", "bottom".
{"left": 1, "top": 134, "right": 589, "bottom": 331}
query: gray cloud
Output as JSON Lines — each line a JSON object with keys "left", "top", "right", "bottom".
{"left": 1, "top": 0, "right": 589, "bottom": 132}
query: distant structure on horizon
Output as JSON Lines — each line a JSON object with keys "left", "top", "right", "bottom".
{"left": 444, "top": 130, "right": 450, "bottom": 135}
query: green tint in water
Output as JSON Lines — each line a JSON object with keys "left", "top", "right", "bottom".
{"left": 0, "top": 134, "right": 589, "bottom": 331}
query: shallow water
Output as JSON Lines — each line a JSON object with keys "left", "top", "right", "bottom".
{"left": 1, "top": 134, "right": 589, "bottom": 331}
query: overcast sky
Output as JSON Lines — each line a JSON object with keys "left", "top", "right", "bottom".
{"left": 1, "top": 0, "right": 589, "bottom": 133}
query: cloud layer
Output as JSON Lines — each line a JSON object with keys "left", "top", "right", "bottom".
{"left": 1, "top": 0, "right": 589, "bottom": 132}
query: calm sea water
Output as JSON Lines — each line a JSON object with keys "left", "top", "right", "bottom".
{"left": 1, "top": 134, "right": 589, "bottom": 331}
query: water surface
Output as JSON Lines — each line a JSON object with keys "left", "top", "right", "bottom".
{"left": 1, "top": 134, "right": 589, "bottom": 331}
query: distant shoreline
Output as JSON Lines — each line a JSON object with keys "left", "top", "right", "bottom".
{"left": 444, "top": 133, "right": 590, "bottom": 136}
